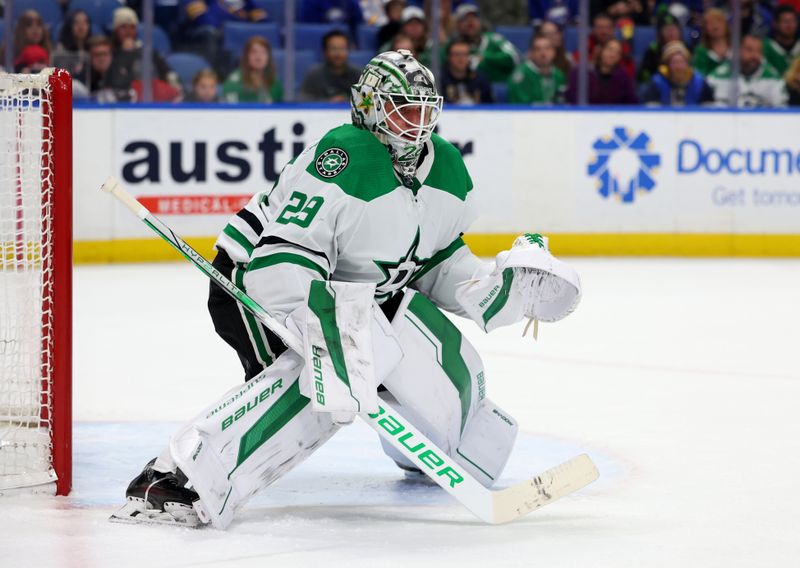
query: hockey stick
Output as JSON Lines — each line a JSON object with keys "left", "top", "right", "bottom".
{"left": 101, "top": 176, "right": 599, "bottom": 524}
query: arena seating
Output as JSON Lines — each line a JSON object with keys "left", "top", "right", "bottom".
{"left": 166, "top": 52, "right": 211, "bottom": 92}
{"left": 222, "top": 21, "right": 281, "bottom": 56}
{"left": 138, "top": 23, "right": 172, "bottom": 56}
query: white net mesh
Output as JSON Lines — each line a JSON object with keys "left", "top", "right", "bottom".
{"left": 0, "top": 72, "right": 57, "bottom": 493}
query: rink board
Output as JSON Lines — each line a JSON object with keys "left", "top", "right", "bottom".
{"left": 72, "top": 105, "right": 800, "bottom": 260}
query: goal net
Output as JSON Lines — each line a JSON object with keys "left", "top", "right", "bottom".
{"left": 0, "top": 69, "right": 72, "bottom": 496}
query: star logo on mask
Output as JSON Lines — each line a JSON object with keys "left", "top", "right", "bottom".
{"left": 374, "top": 229, "right": 427, "bottom": 300}
{"left": 357, "top": 93, "right": 373, "bottom": 112}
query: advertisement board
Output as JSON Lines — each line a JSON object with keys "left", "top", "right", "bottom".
{"left": 73, "top": 106, "right": 800, "bottom": 260}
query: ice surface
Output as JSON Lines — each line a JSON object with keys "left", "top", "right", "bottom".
{"left": 1, "top": 258, "right": 799, "bottom": 567}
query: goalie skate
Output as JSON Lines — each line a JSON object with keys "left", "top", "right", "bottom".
{"left": 109, "top": 459, "right": 204, "bottom": 528}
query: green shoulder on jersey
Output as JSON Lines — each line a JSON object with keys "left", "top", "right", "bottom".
{"left": 306, "top": 124, "right": 472, "bottom": 202}
{"left": 306, "top": 124, "right": 397, "bottom": 201}
{"left": 425, "top": 133, "right": 473, "bottom": 202}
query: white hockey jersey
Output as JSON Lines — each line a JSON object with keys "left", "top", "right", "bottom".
{"left": 215, "top": 123, "right": 487, "bottom": 323}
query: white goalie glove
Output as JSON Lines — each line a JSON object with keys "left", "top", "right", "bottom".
{"left": 455, "top": 233, "right": 581, "bottom": 334}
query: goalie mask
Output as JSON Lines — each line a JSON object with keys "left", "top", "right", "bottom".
{"left": 350, "top": 50, "right": 443, "bottom": 187}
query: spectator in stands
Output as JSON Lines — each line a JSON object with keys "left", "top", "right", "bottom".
{"left": 181, "top": 0, "right": 267, "bottom": 76}
{"left": 587, "top": 11, "right": 615, "bottom": 58}
{"left": 109, "top": 8, "right": 181, "bottom": 102}
{"left": 780, "top": 0, "right": 800, "bottom": 12}
{"left": 785, "top": 57, "right": 800, "bottom": 104}
{"left": 693, "top": 8, "right": 730, "bottom": 77}
{"left": 453, "top": 4, "right": 519, "bottom": 82}
{"left": 299, "top": 0, "right": 364, "bottom": 36}
{"left": 566, "top": 38, "right": 638, "bottom": 104}
{"left": 378, "top": 0, "right": 406, "bottom": 47}
{"left": 390, "top": 33, "right": 416, "bottom": 54}
{"left": 641, "top": 41, "right": 713, "bottom": 106}
{"left": 708, "top": 34, "right": 788, "bottom": 107}
{"left": 477, "top": 0, "right": 529, "bottom": 27}
{"left": 223, "top": 36, "right": 283, "bottom": 103}
{"left": 440, "top": 38, "right": 493, "bottom": 104}
{"left": 529, "top": 0, "right": 579, "bottom": 28}
{"left": 740, "top": 0, "right": 773, "bottom": 37}
{"left": 11, "top": 10, "right": 53, "bottom": 61}
{"left": 508, "top": 33, "right": 565, "bottom": 104}
{"left": 428, "top": 0, "right": 458, "bottom": 46}
{"left": 300, "top": 30, "right": 362, "bottom": 102}
{"left": 637, "top": 12, "right": 682, "bottom": 85}
{"left": 537, "top": 20, "right": 573, "bottom": 77}
{"left": 575, "top": 12, "right": 634, "bottom": 79}
{"left": 380, "top": 7, "right": 432, "bottom": 66}
{"left": 52, "top": 10, "right": 93, "bottom": 87}
{"left": 185, "top": 69, "right": 220, "bottom": 102}
{"left": 87, "top": 35, "right": 132, "bottom": 103}
{"left": 182, "top": 0, "right": 267, "bottom": 26}
{"left": 590, "top": 0, "right": 648, "bottom": 26}
{"left": 361, "top": 0, "right": 389, "bottom": 26}
{"left": 14, "top": 45, "right": 49, "bottom": 74}
{"left": 764, "top": 6, "right": 799, "bottom": 75}
{"left": 56, "top": 10, "right": 92, "bottom": 54}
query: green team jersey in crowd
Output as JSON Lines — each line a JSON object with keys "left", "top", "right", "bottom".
{"left": 222, "top": 70, "right": 284, "bottom": 103}
{"left": 216, "top": 124, "right": 485, "bottom": 323}
{"left": 692, "top": 45, "right": 729, "bottom": 78}
{"left": 471, "top": 32, "right": 519, "bottom": 82}
{"left": 507, "top": 60, "right": 565, "bottom": 104}
{"left": 763, "top": 38, "right": 800, "bottom": 75}
{"left": 707, "top": 61, "right": 788, "bottom": 107}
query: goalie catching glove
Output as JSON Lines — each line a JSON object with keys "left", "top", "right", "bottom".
{"left": 455, "top": 233, "right": 581, "bottom": 334}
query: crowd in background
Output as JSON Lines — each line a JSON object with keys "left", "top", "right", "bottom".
{"left": 2, "top": 0, "right": 799, "bottom": 107}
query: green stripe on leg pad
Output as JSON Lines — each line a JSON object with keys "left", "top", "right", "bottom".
{"left": 234, "top": 380, "right": 309, "bottom": 471}
{"left": 407, "top": 294, "right": 472, "bottom": 434}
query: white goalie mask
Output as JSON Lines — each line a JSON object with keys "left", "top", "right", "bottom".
{"left": 350, "top": 50, "right": 444, "bottom": 186}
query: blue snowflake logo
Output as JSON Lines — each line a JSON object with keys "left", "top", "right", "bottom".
{"left": 587, "top": 127, "right": 660, "bottom": 203}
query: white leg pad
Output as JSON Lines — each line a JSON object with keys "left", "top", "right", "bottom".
{"left": 379, "top": 291, "right": 517, "bottom": 487}
{"left": 455, "top": 398, "right": 518, "bottom": 486}
{"left": 168, "top": 350, "right": 340, "bottom": 529}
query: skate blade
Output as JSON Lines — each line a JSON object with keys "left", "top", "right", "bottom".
{"left": 401, "top": 469, "right": 437, "bottom": 486}
{"left": 109, "top": 497, "right": 202, "bottom": 528}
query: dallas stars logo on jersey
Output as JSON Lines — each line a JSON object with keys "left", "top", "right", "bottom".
{"left": 374, "top": 230, "right": 426, "bottom": 300}
{"left": 315, "top": 148, "right": 349, "bottom": 178}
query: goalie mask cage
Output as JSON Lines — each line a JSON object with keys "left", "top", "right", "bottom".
{"left": 0, "top": 69, "right": 72, "bottom": 496}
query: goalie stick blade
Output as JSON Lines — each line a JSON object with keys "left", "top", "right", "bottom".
{"left": 491, "top": 454, "right": 599, "bottom": 524}
{"left": 108, "top": 497, "right": 203, "bottom": 529}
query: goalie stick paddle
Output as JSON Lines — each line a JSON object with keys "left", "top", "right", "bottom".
{"left": 100, "top": 176, "right": 599, "bottom": 524}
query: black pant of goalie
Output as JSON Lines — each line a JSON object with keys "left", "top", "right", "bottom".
{"left": 207, "top": 249, "right": 288, "bottom": 382}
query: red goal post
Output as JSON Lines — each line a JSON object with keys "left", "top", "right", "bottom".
{"left": 0, "top": 69, "right": 72, "bottom": 496}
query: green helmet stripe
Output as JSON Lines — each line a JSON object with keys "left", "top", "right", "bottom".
{"left": 374, "top": 60, "right": 410, "bottom": 92}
